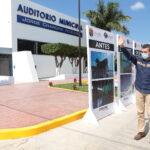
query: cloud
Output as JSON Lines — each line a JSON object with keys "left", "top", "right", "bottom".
{"left": 131, "top": 2, "right": 145, "bottom": 11}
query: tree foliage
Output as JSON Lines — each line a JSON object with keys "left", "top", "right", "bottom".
{"left": 83, "top": 0, "right": 131, "bottom": 35}
{"left": 41, "top": 43, "right": 69, "bottom": 68}
{"left": 41, "top": 43, "right": 87, "bottom": 69}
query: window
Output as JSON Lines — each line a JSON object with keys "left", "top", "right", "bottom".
{"left": 18, "top": 39, "right": 36, "bottom": 54}
{"left": 17, "top": 39, "right": 47, "bottom": 55}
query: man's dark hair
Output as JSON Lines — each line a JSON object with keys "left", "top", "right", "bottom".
{"left": 142, "top": 44, "right": 150, "bottom": 51}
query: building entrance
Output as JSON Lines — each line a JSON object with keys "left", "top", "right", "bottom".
{"left": 0, "top": 54, "right": 12, "bottom": 76}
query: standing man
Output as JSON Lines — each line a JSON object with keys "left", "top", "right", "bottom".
{"left": 118, "top": 35, "right": 150, "bottom": 140}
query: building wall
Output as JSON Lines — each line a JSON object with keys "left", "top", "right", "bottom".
{"left": 11, "top": 0, "right": 87, "bottom": 51}
{"left": 33, "top": 55, "right": 56, "bottom": 78}
{"left": 11, "top": 0, "right": 88, "bottom": 78}
{"left": 0, "top": 0, "right": 12, "bottom": 49}
{"left": 13, "top": 51, "right": 39, "bottom": 83}
{"left": 33, "top": 55, "right": 86, "bottom": 78}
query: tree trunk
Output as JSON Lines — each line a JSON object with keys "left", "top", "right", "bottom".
{"left": 56, "top": 67, "right": 60, "bottom": 76}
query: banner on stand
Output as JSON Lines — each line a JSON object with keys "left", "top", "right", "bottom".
{"left": 134, "top": 42, "right": 142, "bottom": 57}
{"left": 83, "top": 25, "right": 115, "bottom": 125}
{"left": 117, "top": 36, "right": 134, "bottom": 106}
{"left": 132, "top": 41, "right": 142, "bottom": 93}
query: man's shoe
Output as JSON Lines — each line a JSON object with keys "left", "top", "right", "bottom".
{"left": 134, "top": 132, "right": 145, "bottom": 140}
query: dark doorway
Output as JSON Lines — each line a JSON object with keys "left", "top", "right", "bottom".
{"left": 0, "top": 54, "right": 12, "bottom": 76}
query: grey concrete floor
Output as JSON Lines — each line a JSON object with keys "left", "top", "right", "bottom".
{"left": 0, "top": 104, "right": 150, "bottom": 150}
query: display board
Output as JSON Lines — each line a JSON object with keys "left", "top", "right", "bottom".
{"left": 117, "top": 35, "right": 134, "bottom": 106}
{"left": 132, "top": 41, "right": 142, "bottom": 93}
{"left": 83, "top": 25, "right": 115, "bottom": 125}
{"left": 134, "top": 41, "right": 142, "bottom": 57}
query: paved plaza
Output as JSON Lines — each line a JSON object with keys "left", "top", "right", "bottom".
{"left": 0, "top": 79, "right": 88, "bottom": 129}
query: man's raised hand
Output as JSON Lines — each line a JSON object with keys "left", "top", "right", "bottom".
{"left": 118, "top": 35, "right": 125, "bottom": 48}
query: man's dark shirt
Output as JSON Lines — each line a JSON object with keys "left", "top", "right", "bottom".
{"left": 121, "top": 47, "right": 150, "bottom": 94}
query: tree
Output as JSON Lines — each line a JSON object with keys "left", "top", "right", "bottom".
{"left": 41, "top": 43, "right": 70, "bottom": 75}
{"left": 67, "top": 46, "right": 87, "bottom": 67}
{"left": 81, "top": 47, "right": 87, "bottom": 73}
{"left": 83, "top": 0, "right": 131, "bottom": 35}
{"left": 41, "top": 43, "right": 87, "bottom": 75}
{"left": 67, "top": 46, "right": 78, "bottom": 68}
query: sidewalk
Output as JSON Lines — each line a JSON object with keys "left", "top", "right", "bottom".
{"left": 0, "top": 104, "right": 149, "bottom": 150}
{"left": 0, "top": 79, "right": 88, "bottom": 129}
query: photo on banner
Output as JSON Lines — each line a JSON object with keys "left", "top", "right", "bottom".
{"left": 92, "top": 79, "right": 114, "bottom": 108}
{"left": 120, "top": 74, "right": 132, "bottom": 98}
{"left": 120, "top": 52, "right": 132, "bottom": 73}
{"left": 91, "top": 51, "right": 114, "bottom": 79}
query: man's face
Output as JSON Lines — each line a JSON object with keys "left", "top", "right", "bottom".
{"left": 142, "top": 48, "right": 150, "bottom": 57}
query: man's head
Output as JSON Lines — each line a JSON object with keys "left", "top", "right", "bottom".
{"left": 141, "top": 44, "right": 150, "bottom": 60}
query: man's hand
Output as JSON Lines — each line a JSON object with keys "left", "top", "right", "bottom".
{"left": 118, "top": 35, "right": 125, "bottom": 48}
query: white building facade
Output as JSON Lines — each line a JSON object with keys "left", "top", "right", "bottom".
{"left": 0, "top": 0, "right": 87, "bottom": 80}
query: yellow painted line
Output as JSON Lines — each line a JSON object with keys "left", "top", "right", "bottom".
{"left": 82, "top": 81, "right": 88, "bottom": 84}
{"left": 50, "top": 82, "right": 88, "bottom": 86}
{"left": 48, "top": 86, "right": 88, "bottom": 94}
{"left": 48, "top": 80, "right": 88, "bottom": 86}
{"left": 0, "top": 109, "right": 87, "bottom": 140}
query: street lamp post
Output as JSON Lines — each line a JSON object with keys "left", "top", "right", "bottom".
{"left": 78, "top": 0, "right": 82, "bottom": 86}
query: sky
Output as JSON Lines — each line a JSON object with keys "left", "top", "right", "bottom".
{"left": 31, "top": 0, "right": 150, "bottom": 44}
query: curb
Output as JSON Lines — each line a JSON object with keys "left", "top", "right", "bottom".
{"left": 48, "top": 85, "right": 88, "bottom": 93}
{"left": 0, "top": 109, "right": 87, "bottom": 140}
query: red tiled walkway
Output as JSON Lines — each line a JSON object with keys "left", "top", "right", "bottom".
{"left": 0, "top": 80, "right": 88, "bottom": 129}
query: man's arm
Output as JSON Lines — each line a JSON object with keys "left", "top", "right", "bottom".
{"left": 121, "top": 47, "right": 137, "bottom": 65}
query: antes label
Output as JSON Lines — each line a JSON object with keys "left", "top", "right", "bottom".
{"left": 89, "top": 39, "right": 114, "bottom": 51}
